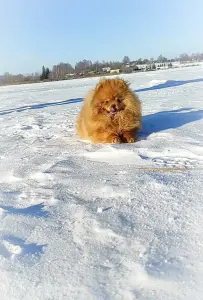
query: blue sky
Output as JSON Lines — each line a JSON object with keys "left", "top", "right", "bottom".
{"left": 0, "top": 0, "right": 202, "bottom": 74}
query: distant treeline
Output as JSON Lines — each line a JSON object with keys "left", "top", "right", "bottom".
{"left": 50, "top": 53, "right": 203, "bottom": 79}
{"left": 1, "top": 52, "right": 202, "bottom": 85}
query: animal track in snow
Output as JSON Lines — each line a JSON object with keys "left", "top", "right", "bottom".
{"left": 151, "top": 156, "right": 198, "bottom": 169}
{"left": 17, "top": 185, "right": 58, "bottom": 207}
{"left": 0, "top": 235, "right": 46, "bottom": 260}
{"left": 12, "top": 166, "right": 59, "bottom": 207}
{"left": 139, "top": 148, "right": 203, "bottom": 170}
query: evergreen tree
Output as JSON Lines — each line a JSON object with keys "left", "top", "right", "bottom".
{"left": 40, "top": 66, "right": 46, "bottom": 80}
{"left": 40, "top": 66, "right": 50, "bottom": 80}
{"left": 152, "top": 63, "right": 156, "bottom": 70}
{"left": 45, "top": 67, "right": 50, "bottom": 79}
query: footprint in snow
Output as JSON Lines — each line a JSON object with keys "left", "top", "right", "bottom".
{"left": 0, "top": 235, "right": 47, "bottom": 260}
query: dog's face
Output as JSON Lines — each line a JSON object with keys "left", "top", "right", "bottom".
{"left": 98, "top": 94, "right": 125, "bottom": 115}
{"left": 92, "top": 78, "right": 129, "bottom": 116}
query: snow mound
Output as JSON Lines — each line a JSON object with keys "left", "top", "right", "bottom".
{"left": 80, "top": 146, "right": 144, "bottom": 165}
{"left": 148, "top": 79, "right": 167, "bottom": 87}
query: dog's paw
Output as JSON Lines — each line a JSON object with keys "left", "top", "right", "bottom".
{"left": 122, "top": 131, "right": 137, "bottom": 143}
{"left": 126, "top": 137, "right": 136, "bottom": 143}
{"left": 111, "top": 136, "right": 122, "bottom": 144}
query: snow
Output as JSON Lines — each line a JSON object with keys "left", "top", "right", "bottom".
{"left": 148, "top": 79, "right": 167, "bottom": 87}
{"left": 0, "top": 66, "right": 203, "bottom": 299}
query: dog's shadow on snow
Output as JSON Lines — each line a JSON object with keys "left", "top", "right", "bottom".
{"left": 140, "top": 108, "right": 203, "bottom": 137}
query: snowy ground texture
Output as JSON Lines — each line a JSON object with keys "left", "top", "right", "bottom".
{"left": 0, "top": 66, "right": 203, "bottom": 300}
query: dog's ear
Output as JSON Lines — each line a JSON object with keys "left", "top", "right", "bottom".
{"left": 94, "top": 80, "right": 105, "bottom": 92}
{"left": 117, "top": 78, "right": 130, "bottom": 87}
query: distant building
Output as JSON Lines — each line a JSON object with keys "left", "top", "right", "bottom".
{"left": 102, "top": 67, "right": 111, "bottom": 73}
{"left": 121, "top": 63, "right": 141, "bottom": 73}
{"left": 110, "top": 69, "right": 120, "bottom": 74}
{"left": 64, "top": 73, "right": 75, "bottom": 79}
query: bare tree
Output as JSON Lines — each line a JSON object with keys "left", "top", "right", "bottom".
{"left": 52, "top": 62, "right": 74, "bottom": 79}
{"left": 122, "top": 56, "right": 130, "bottom": 64}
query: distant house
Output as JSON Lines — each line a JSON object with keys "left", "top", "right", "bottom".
{"left": 102, "top": 67, "right": 111, "bottom": 73}
{"left": 64, "top": 73, "right": 75, "bottom": 79}
{"left": 121, "top": 63, "right": 142, "bottom": 73}
{"left": 110, "top": 69, "right": 120, "bottom": 74}
{"left": 120, "top": 65, "right": 133, "bottom": 73}
{"left": 125, "top": 63, "right": 130, "bottom": 68}
{"left": 87, "top": 70, "right": 97, "bottom": 76}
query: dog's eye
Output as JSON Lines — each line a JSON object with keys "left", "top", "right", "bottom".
{"left": 117, "top": 98, "right": 122, "bottom": 103}
{"left": 105, "top": 100, "right": 109, "bottom": 105}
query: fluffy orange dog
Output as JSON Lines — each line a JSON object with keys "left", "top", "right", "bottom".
{"left": 75, "top": 77, "right": 141, "bottom": 144}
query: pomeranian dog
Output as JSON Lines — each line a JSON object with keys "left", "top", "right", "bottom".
{"left": 75, "top": 77, "right": 141, "bottom": 144}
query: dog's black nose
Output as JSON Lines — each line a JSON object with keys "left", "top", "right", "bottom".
{"left": 110, "top": 104, "right": 117, "bottom": 113}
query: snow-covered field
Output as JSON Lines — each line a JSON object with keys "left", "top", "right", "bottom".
{"left": 0, "top": 66, "right": 203, "bottom": 300}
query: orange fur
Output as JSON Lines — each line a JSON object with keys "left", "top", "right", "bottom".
{"left": 75, "top": 77, "right": 142, "bottom": 144}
